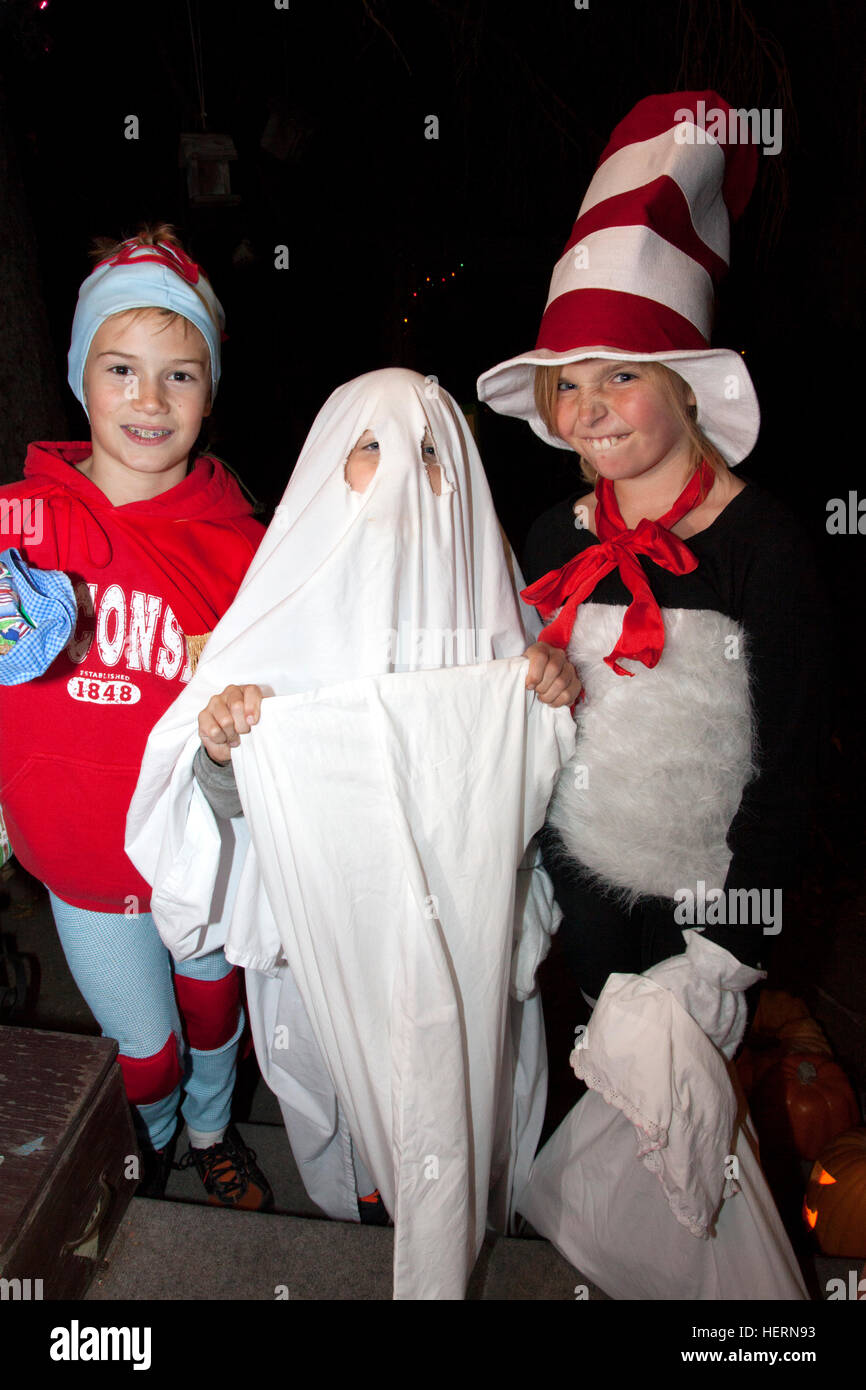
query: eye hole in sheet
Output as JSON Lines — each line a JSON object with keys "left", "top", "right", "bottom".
{"left": 344, "top": 429, "right": 380, "bottom": 493}
{"left": 422, "top": 426, "right": 451, "bottom": 496}
{"left": 344, "top": 426, "right": 453, "bottom": 496}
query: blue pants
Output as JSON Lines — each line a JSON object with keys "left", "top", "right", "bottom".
{"left": 48, "top": 891, "right": 243, "bottom": 1151}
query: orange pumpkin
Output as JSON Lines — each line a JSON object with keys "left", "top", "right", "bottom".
{"left": 776, "top": 1017, "right": 833, "bottom": 1057}
{"left": 752, "top": 989, "right": 810, "bottom": 1035}
{"left": 803, "top": 1127, "right": 866, "bottom": 1257}
{"left": 750, "top": 1055, "right": 861, "bottom": 1159}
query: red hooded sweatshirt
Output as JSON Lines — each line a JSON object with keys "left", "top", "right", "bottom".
{"left": 0, "top": 443, "right": 265, "bottom": 912}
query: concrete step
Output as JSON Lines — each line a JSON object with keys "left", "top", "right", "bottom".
{"left": 87, "top": 1198, "right": 394, "bottom": 1301}
{"left": 86, "top": 1114, "right": 596, "bottom": 1300}
{"left": 104, "top": 1118, "right": 858, "bottom": 1301}
{"left": 86, "top": 1196, "right": 597, "bottom": 1301}
{"left": 86, "top": 1192, "right": 864, "bottom": 1302}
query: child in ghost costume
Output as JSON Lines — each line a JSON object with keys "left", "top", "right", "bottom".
{"left": 126, "top": 368, "right": 577, "bottom": 1300}
{"left": 476, "top": 92, "right": 822, "bottom": 1298}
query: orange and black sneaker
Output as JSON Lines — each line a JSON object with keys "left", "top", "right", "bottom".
{"left": 178, "top": 1123, "right": 274, "bottom": 1212}
{"left": 357, "top": 1189, "right": 391, "bottom": 1226}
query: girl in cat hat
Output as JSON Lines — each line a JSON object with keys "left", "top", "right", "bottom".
{"left": 478, "top": 89, "right": 826, "bottom": 1035}
{"left": 476, "top": 93, "right": 826, "bottom": 1298}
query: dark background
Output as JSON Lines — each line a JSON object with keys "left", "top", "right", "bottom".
{"left": 0, "top": 0, "right": 863, "bottom": 943}
{"left": 1, "top": 1, "right": 862, "bottom": 522}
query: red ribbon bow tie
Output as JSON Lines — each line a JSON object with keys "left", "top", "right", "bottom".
{"left": 521, "top": 460, "right": 713, "bottom": 677}
{"left": 94, "top": 239, "right": 202, "bottom": 286}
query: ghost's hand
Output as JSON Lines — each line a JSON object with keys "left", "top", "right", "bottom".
{"left": 198, "top": 685, "right": 264, "bottom": 764}
{"left": 523, "top": 642, "right": 581, "bottom": 707}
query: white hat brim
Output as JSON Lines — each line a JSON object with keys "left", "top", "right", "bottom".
{"left": 476, "top": 345, "right": 759, "bottom": 466}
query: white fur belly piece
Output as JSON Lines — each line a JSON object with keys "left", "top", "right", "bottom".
{"left": 548, "top": 605, "right": 755, "bottom": 903}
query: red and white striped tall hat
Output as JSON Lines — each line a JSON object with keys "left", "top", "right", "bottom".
{"left": 477, "top": 91, "right": 760, "bottom": 465}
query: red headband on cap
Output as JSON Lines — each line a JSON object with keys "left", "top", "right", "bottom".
{"left": 93, "top": 239, "right": 202, "bottom": 286}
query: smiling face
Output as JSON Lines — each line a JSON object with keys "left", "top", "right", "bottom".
{"left": 554, "top": 359, "right": 694, "bottom": 483}
{"left": 81, "top": 309, "right": 211, "bottom": 499}
{"left": 344, "top": 426, "right": 443, "bottom": 494}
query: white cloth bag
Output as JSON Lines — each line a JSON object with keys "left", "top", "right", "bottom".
{"left": 518, "top": 976, "right": 808, "bottom": 1301}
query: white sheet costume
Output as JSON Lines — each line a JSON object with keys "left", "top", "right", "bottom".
{"left": 126, "top": 368, "right": 575, "bottom": 1299}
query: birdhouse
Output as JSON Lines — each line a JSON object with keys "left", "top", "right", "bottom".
{"left": 178, "top": 133, "right": 240, "bottom": 207}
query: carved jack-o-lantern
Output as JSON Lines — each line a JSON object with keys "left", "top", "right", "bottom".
{"left": 803, "top": 1127, "right": 866, "bottom": 1257}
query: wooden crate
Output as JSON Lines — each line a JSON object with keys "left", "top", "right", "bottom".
{"left": 0, "top": 1025, "right": 138, "bottom": 1300}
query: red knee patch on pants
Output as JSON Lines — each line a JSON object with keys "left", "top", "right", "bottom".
{"left": 120, "top": 1034, "right": 181, "bottom": 1106}
{"left": 174, "top": 968, "right": 241, "bottom": 1051}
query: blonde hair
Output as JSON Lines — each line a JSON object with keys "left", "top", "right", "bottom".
{"left": 533, "top": 360, "right": 730, "bottom": 496}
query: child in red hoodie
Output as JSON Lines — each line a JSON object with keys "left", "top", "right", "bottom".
{"left": 0, "top": 226, "right": 272, "bottom": 1206}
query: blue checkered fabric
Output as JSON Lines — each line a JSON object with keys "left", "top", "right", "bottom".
{"left": 0, "top": 547, "right": 77, "bottom": 685}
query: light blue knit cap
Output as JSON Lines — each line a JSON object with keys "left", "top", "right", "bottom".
{"left": 67, "top": 240, "right": 225, "bottom": 416}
